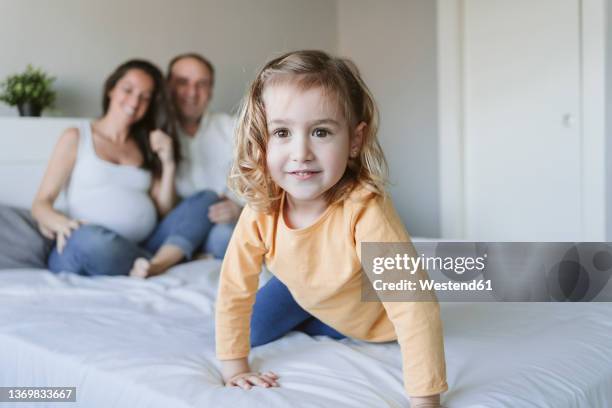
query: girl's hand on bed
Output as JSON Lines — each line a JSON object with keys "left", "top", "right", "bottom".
{"left": 226, "top": 371, "right": 279, "bottom": 390}
{"left": 410, "top": 394, "right": 443, "bottom": 408}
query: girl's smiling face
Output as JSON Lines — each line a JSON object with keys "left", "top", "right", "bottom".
{"left": 264, "top": 83, "right": 363, "bottom": 209}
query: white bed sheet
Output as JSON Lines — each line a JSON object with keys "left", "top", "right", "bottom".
{"left": 0, "top": 261, "right": 610, "bottom": 408}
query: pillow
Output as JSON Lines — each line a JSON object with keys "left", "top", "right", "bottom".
{"left": 0, "top": 204, "right": 53, "bottom": 269}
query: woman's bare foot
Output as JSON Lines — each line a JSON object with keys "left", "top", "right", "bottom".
{"left": 129, "top": 257, "right": 151, "bottom": 278}
{"left": 129, "top": 245, "right": 184, "bottom": 279}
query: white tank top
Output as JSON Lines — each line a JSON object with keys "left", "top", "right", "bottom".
{"left": 66, "top": 123, "right": 158, "bottom": 243}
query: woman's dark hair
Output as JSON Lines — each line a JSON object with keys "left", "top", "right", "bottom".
{"left": 102, "top": 59, "right": 180, "bottom": 177}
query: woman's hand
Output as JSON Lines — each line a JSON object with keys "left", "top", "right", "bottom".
{"left": 225, "top": 371, "right": 279, "bottom": 390}
{"left": 149, "top": 129, "right": 174, "bottom": 167}
{"left": 149, "top": 129, "right": 177, "bottom": 216}
{"left": 38, "top": 223, "right": 56, "bottom": 240}
{"left": 42, "top": 213, "right": 82, "bottom": 253}
{"left": 32, "top": 127, "right": 80, "bottom": 249}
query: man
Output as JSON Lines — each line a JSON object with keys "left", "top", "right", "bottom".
{"left": 167, "top": 53, "right": 241, "bottom": 259}
{"left": 129, "top": 53, "right": 240, "bottom": 278}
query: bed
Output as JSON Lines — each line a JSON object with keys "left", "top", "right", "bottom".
{"left": 1, "top": 260, "right": 611, "bottom": 408}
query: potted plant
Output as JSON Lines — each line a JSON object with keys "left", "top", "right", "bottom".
{"left": 0, "top": 65, "right": 56, "bottom": 117}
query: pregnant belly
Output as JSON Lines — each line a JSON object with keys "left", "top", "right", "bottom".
{"left": 69, "top": 188, "right": 158, "bottom": 243}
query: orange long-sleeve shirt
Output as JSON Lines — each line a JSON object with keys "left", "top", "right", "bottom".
{"left": 215, "top": 186, "right": 448, "bottom": 396}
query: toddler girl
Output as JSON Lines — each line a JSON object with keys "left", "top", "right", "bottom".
{"left": 215, "top": 50, "right": 447, "bottom": 407}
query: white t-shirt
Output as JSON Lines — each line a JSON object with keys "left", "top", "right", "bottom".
{"left": 175, "top": 112, "right": 236, "bottom": 199}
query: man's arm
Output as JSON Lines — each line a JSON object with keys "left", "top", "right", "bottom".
{"left": 208, "top": 195, "right": 242, "bottom": 223}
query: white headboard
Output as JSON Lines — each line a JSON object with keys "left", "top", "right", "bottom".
{"left": 0, "top": 117, "right": 87, "bottom": 210}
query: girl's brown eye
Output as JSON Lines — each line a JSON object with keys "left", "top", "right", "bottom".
{"left": 274, "top": 129, "right": 289, "bottom": 138}
{"left": 313, "top": 128, "right": 330, "bottom": 138}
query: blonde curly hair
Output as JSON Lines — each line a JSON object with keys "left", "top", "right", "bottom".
{"left": 230, "top": 50, "right": 388, "bottom": 213}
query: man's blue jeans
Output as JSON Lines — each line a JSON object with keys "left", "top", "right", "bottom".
{"left": 48, "top": 190, "right": 235, "bottom": 276}
{"left": 250, "top": 275, "right": 346, "bottom": 347}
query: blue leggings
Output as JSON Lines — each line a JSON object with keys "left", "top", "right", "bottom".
{"left": 250, "top": 276, "right": 346, "bottom": 347}
{"left": 48, "top": 190, "right": 235, "bottom": 276}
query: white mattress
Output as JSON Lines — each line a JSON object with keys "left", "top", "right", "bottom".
{"left": 0, "top": 261, "right": 610, "bottom": 408}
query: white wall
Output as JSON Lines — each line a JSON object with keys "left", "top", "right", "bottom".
{"left": 337, "top": 0, "right": 440, "bottom": 237}
{"left": 0, "top": 0, "right": 337, "bottom": 117}
{"left": 0, "top": 0, "right": 441, "bottom": 236}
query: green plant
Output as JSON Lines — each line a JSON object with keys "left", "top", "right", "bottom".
{"left": 0, "top": 65, "right": 56, "bottom": 109}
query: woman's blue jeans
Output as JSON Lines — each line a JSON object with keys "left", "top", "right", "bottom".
{"left": 48, "top": 190, "right": 235, "bottom": 276}
{"left": 250, "top": 275, "right": 346, "bottom": 347}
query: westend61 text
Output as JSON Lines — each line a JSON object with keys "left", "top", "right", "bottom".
{"left": 372, "top": 279, "right": 493, "bottom": 292}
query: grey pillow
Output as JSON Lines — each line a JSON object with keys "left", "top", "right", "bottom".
{"left": 0, "top": 204, "right": 54, "bottom": 269}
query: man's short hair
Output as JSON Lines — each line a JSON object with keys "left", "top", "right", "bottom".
{"left": 167, "top": 53, "right": 215, "bottom": 86}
